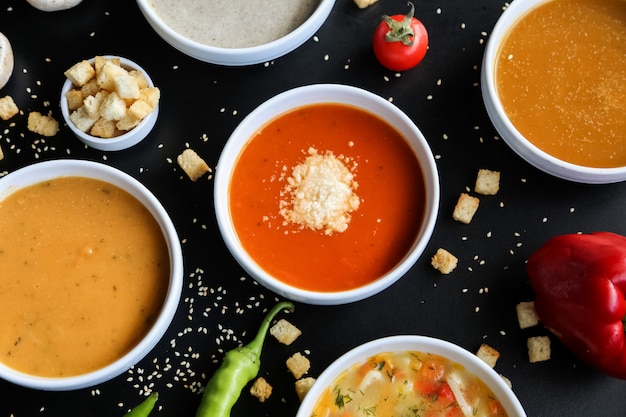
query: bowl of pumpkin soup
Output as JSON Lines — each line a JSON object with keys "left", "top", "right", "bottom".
{"left": 135, "top": 0, "right": 335, "bottom": 66}
{"left": 0, "top": 159, "right": 183, "bottom": 390}
{"left": 482, "top": 0, "right": 626, "bottom": 184}
{"left": 296, "top": 335, "right": 527, "bottom": 417}
{"left": 214, "top": 84, "right": 439, "bottom": 305}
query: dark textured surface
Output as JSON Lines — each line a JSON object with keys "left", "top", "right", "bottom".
{"left": 1, "top": 0, "right": 625, "bottom": 415}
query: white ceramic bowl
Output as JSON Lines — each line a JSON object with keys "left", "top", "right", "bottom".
{"left": 297, "top": 335, "right": 527, "bottom": 417}
{"left": 481, "top": 0, "right": 626, "bottom": 184}
{"left": 60, "top": 56, "right": 159, "bottom": 151}
{"left": 214, "top": 84, "right": 439, "bottom": 305}
{"left": 0, "top": 160, "right": 183, "bottom": 390}
{"left": 135, "top": 0, "right": 335, "bottom": 66}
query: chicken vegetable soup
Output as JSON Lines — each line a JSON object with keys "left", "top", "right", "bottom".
{"left": 311, "top": 350, "right": 508, "bottom": 417}
{"left": 0, "top": 177, "right": 169, "bottom": 377}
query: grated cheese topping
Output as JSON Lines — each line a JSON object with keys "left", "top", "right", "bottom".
{"left": 279, "top": 147, "right": 360, "bottom": 235}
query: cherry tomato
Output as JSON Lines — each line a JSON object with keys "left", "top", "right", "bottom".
{"left": 373, "top": 2, "right": 428, "bottom": 71}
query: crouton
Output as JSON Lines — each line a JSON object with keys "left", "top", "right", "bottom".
{"left": 475, "top": 169, "right": 501, "bottom": 195}
{"left": 81, "top": 78, "right": 100, "bottom": 98}
{"left": 452, "top": 193, "right": 480, "bottom": 224}
{"left": 64, "top": 59, "right": 95, "bottom": 87}
{"left": 250, "top": 377, "right": 272, "bottom": 402}
{"left": 354, "top": 0, "right": 379, "bottom": 8}
{"left": 96, "top": 60, "right": 127, "bottom": 91}
{"left": 69, "top": 106, "right": 98, "bottom": 132}
{"left": 0, "top": 144, "right": 4, "bottom": 161}
{"left": 527, "top": 336, "right": 551, "bottom": 363}
{"left": 270, "top": 318, "right": 302, "bottom": 345}
{"left": 295, "top": 377, "right": 316, "bottom": 401}
{"left": 431, "top": 248, "right": 458, "bottom": 274}
{"left": 516, "top": 301, "right": 539, "bottom": 329}
{"left": 82, "top": 90, "right": 109, "bottom": 120}
{"left": 286, "top": 352, "right": 311, "bottom": 379}
{"left": 139, "top": 87, "right": 160, "bottom": 109}
{"left": 27, "top": 111, "right": 59, "bottom": 137}
{"left": 0, "top": 95, "right": 18, "bottom": 120}
{"left": 177, "top": 148, "right": 211, "bottom": 182}
{"left": 128, "top": 99, "right": 154, "bottom": 120}
{"left": 99, "top": 91, "right": 127, "bottom": 121}
{"left": 65, "top": 89, "right": 84, "bottom": 111}
{"left": 91, "top": 117, "right": 121, "bottom": 138}
{"left": 476, "top": 343, "right": 500, "bottom": 368}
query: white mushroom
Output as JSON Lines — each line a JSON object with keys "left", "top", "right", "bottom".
{"left": 0, "top": 32, "right": 14, "bottom": 90}
{"left": 26, "top": 0, "right": 83, "bottom": 12}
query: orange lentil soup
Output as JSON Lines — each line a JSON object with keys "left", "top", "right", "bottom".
{"left": 229, "top": 103, "right": 426, "bottom": 292}
{"left": 0, "top": 177, "right": 169, "bottom": 377}
{"left": 495, "top": 0, "right": 626, "bottom": 168}
{"left": 312, "top": 351, "right": 508, "bottom": 417}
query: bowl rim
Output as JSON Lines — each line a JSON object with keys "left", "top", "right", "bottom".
{"left": 481, "top": 0, "right": 626, "bottom": 184}
{"left": 135, "top": 0, "right": 336, "bottom": 66}
{"left": 296, "top": 335, "right": 527, "bottom": 417}
{"left": 0, "top": 159, "right": 183, "bottom": 390}
{"left": 59, "top": 55, "right": 159, "bottom": 151}
{"left": 214, "top": 83, "right": 439, "bottom": 305}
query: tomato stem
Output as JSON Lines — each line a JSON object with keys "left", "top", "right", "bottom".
{"left": 382, "top": 2, "right": 416, "bottom": 46}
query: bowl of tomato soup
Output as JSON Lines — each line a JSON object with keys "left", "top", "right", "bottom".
{"left": 0, "top": 159, "right": 183, "bottom": 390}
{"left": 214, "top": 84, "right": 439, "bottom": 305}
{"left": 135, "top": 0, "right": 335, "bottom": 66}
{"left": 297, "top": 335, "right": 527, "bottom": 417}
{"left": 482, "top": 0, "right": 626, "bottom": 184}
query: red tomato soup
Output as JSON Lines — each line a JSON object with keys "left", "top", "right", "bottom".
{"left": 229, "top": 103, "right": 426, "bottom": 292}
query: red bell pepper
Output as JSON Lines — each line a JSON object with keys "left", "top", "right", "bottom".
{"left": 526, "top": 231, "right": 626, "bottom": 379}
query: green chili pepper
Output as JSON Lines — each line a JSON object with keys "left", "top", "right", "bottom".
{"left": 123, "top": 392, "right": 158, "bottom": 417}
{"left": 195, "top": 301, "right": 295, "bottom": 417}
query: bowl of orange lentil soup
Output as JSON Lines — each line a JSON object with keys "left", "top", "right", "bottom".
{"left": 481, "top": 0, "right": 626, "bottom": 184}
{"left": 214, "top": 84, "right": 439, "bottom": 305}
{"left": 296, "top": 335, "right": 527, "bottom": 417}
{"left": 0, "top": 159, "right": 183, "bottom": 390}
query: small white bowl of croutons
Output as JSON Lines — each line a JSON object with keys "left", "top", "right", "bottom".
{"left": 60, "top": 55, "right": 160, "bottom": 151}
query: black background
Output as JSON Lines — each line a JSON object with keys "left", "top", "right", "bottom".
{"left": 1, "top": 0, "right": 625, "bottom": 416}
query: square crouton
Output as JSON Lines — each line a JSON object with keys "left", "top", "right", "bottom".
{"left": 250, "top": 377, "right": 272, "bottom": 402}
{"left": 354, "top": 0, "right": 379, "bottom": 8}
{"left": 129, "top": 69, "right": 149, "bottom": 89}
{"left": 270, "top": 318, "right": 302, "bottom": 345}
{"left": 286, "top": 352, "right": 311, "bottom": 379}
{"left": 177, "top": 148, "right": 211, "bottom": 182}
{"left": 475, "top": 169, "right": 501, "bottom": 195}
{"left": 139, "top": 87, "right": 161, "bottom": 109}
{"left": 431, "top": 248, "right": 458, "bottom": 274}
{"left": 113, "top": 72, "right": 140, "bottom": 99}
{"left": 0, "top": 95, "right": 19, "bottom": 120}
{"left": 81, "top": 78, "right": 101, "bottom": 98}
{"left": 295, "top": 377, "right": 316, "bottom": 401}
{"left": 27, "top": 112, "right": 59, "bottom": 137}
{"left": 64, "top": 60, "right": 96, "bottom": 87}
{"left": 476, "top": 343, "right": 500, "bottom": 368}
{"left": 452, "top": 193, "right": 480, "bottom": 224}
{"left": 516, "top": 301, "right": 539, "bottom": 329}
{"left": 128, "top": 99, "right": 154, "bottom": 120}
{"left": 65, "top": 89, "right": 84, "bottom": 111}
{"left": 99, "top": 91, "right": 127, "bottom": 121}
{"left": 528, "top": 336, "right": 551, "bottom": 363}
{"left": 70, "top": 106, "right": 98, "bottom": 132}
{"left": 96, "top": 60, "right": 128, "bottom": 91}
{"left": 91, "top": 117, "right": 122, "bottom": 138}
